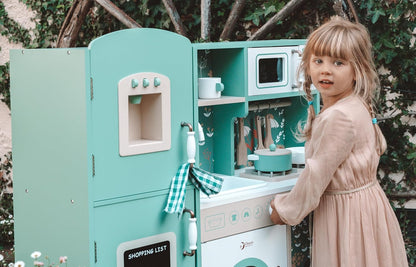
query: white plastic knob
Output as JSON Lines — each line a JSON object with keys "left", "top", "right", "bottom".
{"left": 154, "top": 77, "right": 161, "bottom": 87}
{"left": 142, "top": 78, "right": 150, "bottom": 88}
{"left": 188, "top": 217, "right": 197, "bottom": 251}
{"left": 187, "top": 131, "right": 196, "bottom": 163}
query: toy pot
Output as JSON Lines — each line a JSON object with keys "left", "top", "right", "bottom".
{"left": 248, "top": 145, "right": 292, "bottom": 172}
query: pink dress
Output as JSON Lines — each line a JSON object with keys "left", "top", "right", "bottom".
{"left": 274, "top": 95, "right": 408, "bottom": 266}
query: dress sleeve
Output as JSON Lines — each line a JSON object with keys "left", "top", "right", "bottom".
{"left": 274, "top": 109, "right": 355, "bottom": 225}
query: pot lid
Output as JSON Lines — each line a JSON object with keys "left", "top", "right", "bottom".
{"left": 254, "top": 148, "right": 291, "bottom": 156}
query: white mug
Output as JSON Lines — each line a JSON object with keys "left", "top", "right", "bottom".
{"left": 198, "top": 77, "right": 224, "bottom": 99}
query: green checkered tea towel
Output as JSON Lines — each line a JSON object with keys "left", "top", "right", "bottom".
{"left": 164, "top": 163, "right": 223, "bottom": 214}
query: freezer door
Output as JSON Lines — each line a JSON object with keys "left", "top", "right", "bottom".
{"left": 89, "top": 28, "right": 194, "bottom": 200}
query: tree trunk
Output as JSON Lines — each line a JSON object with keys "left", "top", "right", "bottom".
{"left": 57, "top": 0, "right": 94, "bottom": 48}
{"left": 333, "top": 0, "right": 360, "bottom": 23}
{"left": 162, "top": 0, "right": 188, "bottom": 38}
{"left": 201, "top": 0, "right": 211, "bottom": 41}
{"left": 390, "top": 191, "right": 416, "bottom": 200}
{"left": 346, "top": 0, "right": 360, "bottom": 23}
{"left": 248, "top": 0, "right": 308, "bottom": 40}
{"left": 332, "top": 0, "right": 348, "bottom": 20}
{"left": 220, "top": 0, "right": 246, "bottom": 41}
{"left": 95, "top": 0, "right": 141, "bottom": 28}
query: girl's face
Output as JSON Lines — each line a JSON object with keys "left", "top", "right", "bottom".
{"left": 309, "top": 54, "right": 355, "bottom": 105}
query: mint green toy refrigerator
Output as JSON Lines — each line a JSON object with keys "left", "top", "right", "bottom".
{"left": 10, "top": 29, "right": 199, "bottom": 267}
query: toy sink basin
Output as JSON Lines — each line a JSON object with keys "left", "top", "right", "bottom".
{"left": 200, "top": 175, "right": 266, "bottom": 199}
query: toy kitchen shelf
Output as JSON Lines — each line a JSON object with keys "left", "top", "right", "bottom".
{"left": 192, "top": 40, "right": 319, "bottom": 176}
{"left": 198, "top": 96, "right": 246, "bottom": 107}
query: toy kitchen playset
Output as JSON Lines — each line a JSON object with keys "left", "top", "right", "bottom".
{"left": 10, "top": 28, "right": 318, "bottom": 266}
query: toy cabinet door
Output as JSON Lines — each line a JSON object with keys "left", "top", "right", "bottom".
{"left": 93, "top": 188, "right": 197, "bottom": 267}
{"left": 88, "top": 29, "right": 194, "bottom": 201}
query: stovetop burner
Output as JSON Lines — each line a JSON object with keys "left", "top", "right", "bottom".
{"left": 238, "top": 166, "right": 304, "bottom": 182}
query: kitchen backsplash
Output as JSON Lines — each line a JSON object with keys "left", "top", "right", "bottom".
{"left": 198, "top": 105, "right": 286, "bottom": 172}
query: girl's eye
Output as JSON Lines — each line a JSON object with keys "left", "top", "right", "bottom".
{"left": 314, "top": 59, "right": 323, "bottom": 64}
{"left": 334, "top": 60, "right": 344, "bottom": 66}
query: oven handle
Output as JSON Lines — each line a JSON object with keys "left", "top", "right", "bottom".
{"left": 183, "top": 208, "right": 197, "bottom": 257}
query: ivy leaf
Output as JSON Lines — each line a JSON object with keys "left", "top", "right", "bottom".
{"left": 372, "top": 9, "right": 386, "bottom": 24}
{"left": 366, "top": 0, "right": 374, "bottom": 10}
{"left": 406, "top": 152, "right": 416, "bottom": 159}
{"left": 265, "top": 6, "right": 276, "bottom": 17}
{"left": 253, "top": 16, "right": 260, "bottom": 26}
{"left": 245, "top": 12, "right": 261, "bottom": 26}
{"left": 383, "top": 38, "right": 396, "bottom": 49}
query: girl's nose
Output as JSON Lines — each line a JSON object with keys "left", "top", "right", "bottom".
{"left": 320, "top": 63, "right": 332, "bottom": 75}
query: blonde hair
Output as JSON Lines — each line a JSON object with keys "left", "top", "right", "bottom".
{"left": 299, "top": 16, "right": 380, "bottom": 140}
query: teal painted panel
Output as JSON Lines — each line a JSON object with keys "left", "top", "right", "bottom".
{"left": 197, "top": 106, "right": 215, "bottom": 171}
{"left": 10, "top": 48, "right": 92, "bottom": 265}
{"left": 284, "top": 93, "right": 320, "bottom": 147}
{"left": 193, "top": 39, "right": 306, "bottom": 50}
{"left": 211, "top": 103, "right": 246, "bottom": 175}
{"left": 247, "top": 90, "right": 310, "bottom": 101}
{"left": 195, "top": 49, "right": 245, "bottom": 98}
{"left": 211, "top": 49, "right": 246, "bottom": 98}
{"left": 93, "top": 188, "right": 197, "bottom": 267}
{"left": 88, "top": 28, "right": 194, "bottom": 201}
{"left": 197, "top": 103, "right": 246, "bottom": 175}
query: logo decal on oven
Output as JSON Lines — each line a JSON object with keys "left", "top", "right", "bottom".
{"left": 240, "top": 241, "right": 254, "bottom": 250}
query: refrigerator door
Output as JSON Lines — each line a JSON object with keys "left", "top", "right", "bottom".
{"left": 89, "top": 28, "right": 193, "bottom": 201}
{"left": 89, "top": 29, "right": 197, "bottom": 267}
{"left": 93, "top": 187, "right": 197, "bottom": 267}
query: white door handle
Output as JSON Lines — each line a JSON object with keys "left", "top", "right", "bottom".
{"left": 186, "top": 131, "right": 196, "bottom": 164}
{"left": 183, "top": 208, "right": 197, "bottom": 257}
{"left": 181, "top": 122, "right": 196, "bottom": 164}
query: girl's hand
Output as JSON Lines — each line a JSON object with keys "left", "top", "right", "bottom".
{"left": 270, "top": 200, "right": 285, "bottom": 225}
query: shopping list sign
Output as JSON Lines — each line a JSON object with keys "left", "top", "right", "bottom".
{"left": 117, "top": 233, "right": 177, "bottom": 267}
{"left": 124, "top": 241, "right": 170, "bottom": 266}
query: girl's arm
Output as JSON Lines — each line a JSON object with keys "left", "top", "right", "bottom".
{"left": 272, "top": 109, "right": 355, "bottom": 225}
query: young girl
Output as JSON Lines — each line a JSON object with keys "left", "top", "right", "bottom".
{"left": 270, "top": 17, "right": 408, "bottom": 266}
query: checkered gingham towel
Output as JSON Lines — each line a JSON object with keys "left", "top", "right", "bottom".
{"left": 164, "top": 163, "right": 223, "bottom": 214}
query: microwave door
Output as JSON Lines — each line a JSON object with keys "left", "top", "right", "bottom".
{"left": 248, "top": 46, "right": 294, "bottom": 96}
{"left": 276, "top": 58, "right": 283, "bottom": 82}
{"left": 259, "top": 58, "right": 282, "bottom": 84}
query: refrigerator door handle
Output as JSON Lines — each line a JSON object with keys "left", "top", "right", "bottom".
{"left": 181, "top": 122, "right": 196, "bottom": 165}
{"left": 183, "top": 208, "right": 197, "bottom": 257}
